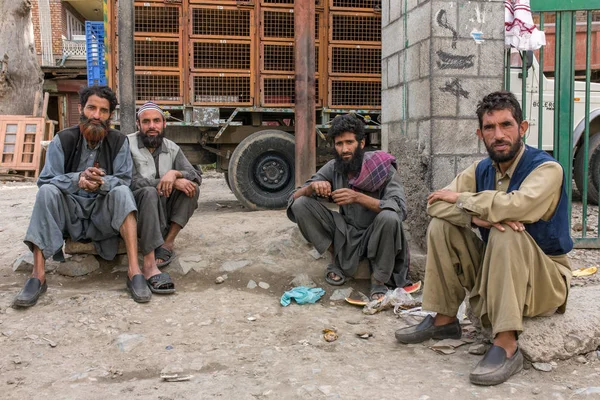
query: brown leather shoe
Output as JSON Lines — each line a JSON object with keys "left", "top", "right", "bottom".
{"left": 469, "top": 345, "right": 523, "bottom": 386}
{"left": 395, "top": 314, "right": 462, "bottom": 344}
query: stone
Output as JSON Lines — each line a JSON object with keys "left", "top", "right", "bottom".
{"left": 532, "top": 362, "right": 553, "bottom": 372}
{"left": 520, "top": 286, "right": 600, "bottom": 362}
{"left": 115, "top": 333, "right": 145, "bottom": 352}
{"left": 575, "top": 355, "right": 587, "bottom": 364}
{"left": 532, "top": 387, "right": 541, "bottom": 395}
{"left": 65, "top": 238, "right": 126, "bottom": 255}
{"left": 468, "top": 343, "right": 487, "bottom": 355}
{"left": 307, "top": 248, "right": 324, "bottom": 260}
{"left": 215, "top": 276, "right": 225, "bottom": 284}
{"left": 290, "top": 273, "right": 316, "bottom": 288}
{"left": 56, "top": 254, "right": 100, "bottom": 277}
{"left": 12, "top": 252, "right": 34, "bottom": 272}
{"left": 221, "top": 260, "right": 251, "bottom": 272}
{"left": 258, "top": 282, "right": 270, "bottom": 290}
{"left": 247, "top": 280, "right": 257, "bottom": 289}
{"left": 330, "top": 288, "right": 353, "bottom": 301}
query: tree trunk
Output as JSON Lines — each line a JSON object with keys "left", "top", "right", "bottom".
{"left": 0, "top": 0, "right": 43, "bottom": 116}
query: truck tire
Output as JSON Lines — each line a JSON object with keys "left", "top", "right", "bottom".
{"left": 223, "top": 172, "right": 232, "bottom": 191}
{"left": 574, "top": 132, "right": 600, "bottom": 205}
{"left": 228, "top": 130, "right": 295, "bottom": 210}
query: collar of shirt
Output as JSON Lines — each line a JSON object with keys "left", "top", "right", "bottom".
{"left": 82, "top": 136, "right": 102, "bottom": 151}
{"left": 492, "top": 142, "right": 526, "bottom": 179}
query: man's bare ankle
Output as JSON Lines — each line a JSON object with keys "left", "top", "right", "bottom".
{"left": 433, "top": 314, "right": 457, "bottom": 326}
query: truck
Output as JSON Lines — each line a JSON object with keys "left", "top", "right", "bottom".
{"left": 105, "top": 0, "right": 382, "bottom": 210}
{"left": 509, "top": 47, "right": 600, "bottom": 205}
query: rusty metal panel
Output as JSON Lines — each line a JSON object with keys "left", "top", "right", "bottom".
{"left": 134, "top": 37, "right": 181, "bottom": 71}
{"left": 191, "top": 39, "right": 252, "bottom": 72}
{"left": 134, "top": 2, "right": 182, "bottom": 38}
{"left": 329, "top": 11, "right": 381, "bottom": 44}
{"left": 189, "top": 5, "right": 253, "bottom": 39}
{"left": 261, "top": 41, "right": 320, "bottom": 74}
{"left": 135, "top": 71, "right": 184, "bottom": 104}
{"left": 329, "top": 44, "right": 381, "bottom": 76}
{"left": 261, "top": 75, "right": 321, "bottom": 106}
{"left": 261, "top": 8, "right": 320, "bottom": 41}
{"left": 330, "top": 0, "right": 381, "bottom": 11}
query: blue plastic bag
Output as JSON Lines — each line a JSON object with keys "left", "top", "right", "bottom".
{"left": 280, "top": 286, "right": 326, "bottom": 306}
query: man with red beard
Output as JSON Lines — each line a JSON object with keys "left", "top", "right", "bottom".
{"left": 14, "top": 85, "right": 152, "bottom": 307}
{"left": 128, "top": 102, "right": 201, "bottom": 294}
{"left": 287, "top": 114, "right": 411, "bottom": 301}
{"left": 395, "top": 91, "right": 573, "bottom": 386}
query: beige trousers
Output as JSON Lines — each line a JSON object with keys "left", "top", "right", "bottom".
{"left": 423, "top": 218, "right": 572, "bottom": 336}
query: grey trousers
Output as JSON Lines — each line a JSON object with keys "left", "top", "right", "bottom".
{"left": 290, "top": 196, "right": 410, "bottom": 287}
{"left": 24, "top": 184, "right": 137, "bottom": 260}
{"left": 134, "top": 186, "right": 199, "bottom": 255}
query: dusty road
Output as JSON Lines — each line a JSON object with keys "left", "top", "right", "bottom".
{"left": 0, "top": 174, "right": 599, "bottom": 400}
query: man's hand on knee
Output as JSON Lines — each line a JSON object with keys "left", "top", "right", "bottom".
{"left": 472, "top": 217, "right": 524, "bottom": 232}
{"left": 173, "top": 178, "right": 197, "bottom": 198}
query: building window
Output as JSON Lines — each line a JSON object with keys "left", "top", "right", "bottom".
{"left": 65, "top": 10, "right": 85, "bottom": 40}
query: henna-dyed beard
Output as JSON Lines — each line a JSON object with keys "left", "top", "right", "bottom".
{"left": 79, "top": 113, "right": 109, "bottom": 146}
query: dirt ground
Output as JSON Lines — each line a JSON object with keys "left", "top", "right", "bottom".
{"left": 1, "top": 173, "right": 599, "bottom": 400}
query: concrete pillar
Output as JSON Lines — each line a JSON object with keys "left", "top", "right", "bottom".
{"left": 381, "top": 0, "right": 505, "bottom": 248}
{"left": 118, "top": 0, "right": 136, "bottom": 135}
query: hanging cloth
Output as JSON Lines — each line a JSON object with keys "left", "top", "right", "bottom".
{"left": 505, "top": 0, "right": 546, "bottom": 50}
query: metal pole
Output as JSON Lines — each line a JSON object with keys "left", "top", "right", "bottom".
{"left": 118, "top": 0, "right": 136, "bottom": 134}
{"left": 294, "top": 1, "right": 316, "bottom": 186}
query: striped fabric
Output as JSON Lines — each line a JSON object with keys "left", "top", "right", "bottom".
{"left": 349, "top": 151, "right": 397, "bottom": 192}
{"left": 137, "top": 102, "right": 165, "bottom": 118}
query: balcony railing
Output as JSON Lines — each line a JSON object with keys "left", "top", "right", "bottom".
{"left": 62, "top": 39, "right": 87, "bottom": 61}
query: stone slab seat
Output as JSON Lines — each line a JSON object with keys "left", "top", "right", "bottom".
{"left": 64, "top": 238, "right": 127, "bottom": 256}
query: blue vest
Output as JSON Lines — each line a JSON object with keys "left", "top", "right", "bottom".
{"left": 475, "top": 145, "right": 573, "bottom": 256}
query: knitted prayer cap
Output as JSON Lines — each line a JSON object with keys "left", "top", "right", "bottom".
{"left": 137, "top": 102, "right": 165, "bottom": 119}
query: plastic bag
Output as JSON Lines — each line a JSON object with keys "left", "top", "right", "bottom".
{"left": 280, "top": 286, "right": 325, "bottom": 306}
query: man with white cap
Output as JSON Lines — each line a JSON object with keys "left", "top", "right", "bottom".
{"left": 128, "top": 102, "right": 202, "bottom": 294}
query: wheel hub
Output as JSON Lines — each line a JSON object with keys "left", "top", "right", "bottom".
{"left": 254, "top": 154, "right": 290, "bottom": 192}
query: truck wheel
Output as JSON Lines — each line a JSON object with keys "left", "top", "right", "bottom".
{"left": 223, "top": 172, "right": 232, "bottom": 191}
{"left": 574, "top": 132, "right": 600, "bottom": 205}
{"left": 228, "top": 130, "right": 295, "bottom": 210}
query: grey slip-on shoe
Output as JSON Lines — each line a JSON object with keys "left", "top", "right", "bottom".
{"left": 395, "top": 314, "right": 462, "bottom": 344}
{"left": 469, "top": 345, "right": 523, "bottom": 386}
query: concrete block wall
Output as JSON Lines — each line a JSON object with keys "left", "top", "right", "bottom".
{"left": 381, "top": 0, "right": 505, "bottom": 248}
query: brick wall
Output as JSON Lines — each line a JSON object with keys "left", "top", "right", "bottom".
{"left": 31, "top": 0, "right": 86, "bottom": 63}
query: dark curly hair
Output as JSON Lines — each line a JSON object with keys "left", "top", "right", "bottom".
{"left": 327, "top": 113, "right": 366, "bottom": 142}
{"left": 79, "top": 85, "right": 119, "bottom": 114}
{"left": 476, "top": 91, "right": 523, "bottom": 130}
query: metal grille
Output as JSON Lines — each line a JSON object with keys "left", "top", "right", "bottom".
{"left": 331, "top": 0, "right": 381, "bottom": 9}
{"left": 191, "top": 7, "right": 251, "bottom": 38}
{"left": 331, "top": 13, "right": 381, "bottom": 42}
{"left": 330, "top": 46, "right": 381, "bottom": 75}
{"left": 192, "top": 41, "right": 251, "bottom": 71}
{"left": 329, "top": 79, "right": 381, "bottom": 108}
{"left": 261, "top": 0, "right": 322, "bottom": 5}
{"left": 135, "top": 73, "right": 182, "bottom": 103}
{"left": 262, "top": 43, "right": 319, "bottom": 73}
{"left": 135, "top": 38, "right": 180, "bottom": 69}
{"left": 134, "top": 4, "right": 181, "bottom": 35}
{"left": 193, "top": 75, "right": 252, "bottom": 105}
{"left": 262, "top": 77, "right": 320, "bottom": 106}
{"left": 263, "top": 9, "right": 320, "bottom": 40}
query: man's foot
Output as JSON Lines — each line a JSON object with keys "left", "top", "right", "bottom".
{"left": 146, "top": 272, "right": 175, "bottom": 294}
{"left": 13, "top": 277, "right": 47, "bottom": 307}
{"left": 127, "top": 274, "right": 152, "bottom": 303}
{"left": 395, "top": 314, "right": 462, "bottom": 344}
{"left": 155, "top": 246, "right": 174, "bottom": 268}
{"left": 370, "top": 282, "right": 388, "bottom": 301}
{"left": 469, "top": 345, "right": 523, "bottom": 386}
{"left": 325, "top": 265, "right": 346, "bottom": 286}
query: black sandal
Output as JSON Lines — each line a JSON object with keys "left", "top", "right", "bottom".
{"left": 155, "top": 246, "right": 174, "bottom": 268}
{"left": 325, "top": 264, "right": 346, "bottom": 286}
{"left": 147, "top": 272, "right": 175, "bottom": 294}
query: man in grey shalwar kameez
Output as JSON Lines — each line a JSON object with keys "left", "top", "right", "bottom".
{"left": 287, "top": 114, "right": 411, "bottom": 300}
{"left": 127, "top": 102, "right": 201, "bottom": 294}
{"left": 14, "top": 85, "right": 152, "bottom": 307}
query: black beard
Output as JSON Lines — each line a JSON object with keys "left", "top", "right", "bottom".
{"left": 484, "top": 135, "right": 523, "bottom": 163}
{"left": 335, "top": 146, "right": 364, "bottom": 176}
{"left": 139, "top": 129, "right": 165, "bottom": 149}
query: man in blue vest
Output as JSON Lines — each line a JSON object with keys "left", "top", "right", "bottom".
{"left": 395, "top": 91, "right": 573, "bottom": 386}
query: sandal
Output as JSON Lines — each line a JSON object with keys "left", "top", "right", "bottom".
{"left": 325, "top": 264, "right": 346, "bottom": 286}
{"left": 370, "top": 283, "right": 388, "bottom": 301}
{"left": 155, "top": 246, "right": 174, "bottom": 268}
{"left": 147, "top": 272, "right": 176, "bottom": 294}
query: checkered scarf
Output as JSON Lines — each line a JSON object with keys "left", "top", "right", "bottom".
{"left": 349, "top": 151, "right": 397, "bottom": 192}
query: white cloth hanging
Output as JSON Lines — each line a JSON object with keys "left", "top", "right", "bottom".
{"left": 505, "top": 0, "right": 546, "bottom": 50}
